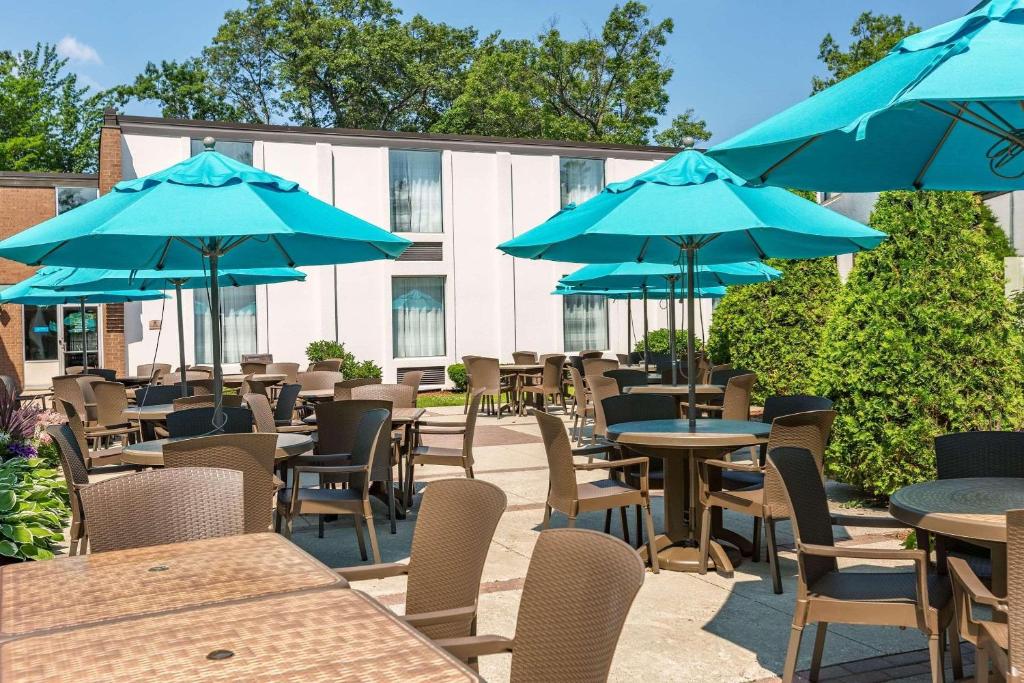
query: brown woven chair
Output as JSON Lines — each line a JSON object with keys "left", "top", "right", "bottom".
{"left": 406, "top": 390, "right": 483, "bottom": 507}
{"left": 266, "top": 362, "right": 300, "bottom": 384}
{"left": 567, "top": 366, "right": 592, "bottom": 445}
{"left": 164, "top": 433, "right": 278, "bottom": 534}
{"left": 297, "top": 371, "right": 345, "bottom": 395}
{"left": 351, "top": 383, "right": 416, "bottom": 408}
{"left": 337, "top": 478, "right": 507, "bottom": 639}
{"left": 616, "top": 353, "right": 630, "bottom": 364}
{"left": 582, "top": 357, "right": 617, "bottom": 380}
{"left": 240, "top": 362, "right": 267, "bottom": 375}
{"left": 512, "top": 351, "right": 538, "bottom": 364}
{"left": 245, "top": 393, "right": 315, "bottom": 435}
{"left": 171, "top": 394, "right": 244, "bottom": 410}
{"left": 240, "top": 374, "right": 268, "bottom": 399}
{"left": 585, "top": 375, "right": 619, "bottom": 446}
{"left": 521, "top": 355, "right": 567, "bottom": 413}
{"left": 686, "top": 372, "right": 757, "bottom": 419}
{"left": 333, "top": 377, "right": 382, "bottom": 401}
{"left": 535, "top": 409, "right": 658, "bottom": 572}
{"left": 52, "top": 375, "right": 90, "bottom": 424}
{"left": 698, "top": 410, "right": 836, "bottom": 592}
{"left": 579, "top": 350, "right": 605, "bottom": 360}
{"left": 309, "top": 359, "right": 343, "bottom": 372}
{"left": 400, "top": 370, "right": 424, "bottom": 393}
{"left": 436, "top": 528, "right": 646, "bottom": 681}
{"left": 47, "top": 423, "right": 92, "bottom": 555}
{"left": 279, "top": 408, "right": 391, "bottom": 563}
{"left": 769, "top": 447, "right": 960, "bottom": 683}
{"left": 464, "top": 356, "right": 513, "bottom": 418}
{"left": 137, "top": 363, "right": 171, "bottom": 383}
{"left": 55, "top": 399, "right": 123, "bottom": 470}
{"left": 949, "top": 509, "right": 1020, "bottom": 681}
{"left": 91, "top": 382, "right": 142, "bottom": 446}
{"left": 78, "top": 467, "right": 244, "bottom": 553}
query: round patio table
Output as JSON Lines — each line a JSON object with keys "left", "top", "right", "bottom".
{"left": 116, "top": 375, "right": 154, "bottom": 387}
{"left": 120, "top": 432, "right": 314, "bottom": 467}
{"left": 606, "top": 418, "right": 770, "bottom": 573}
{"left": 890, "top": 477, "right": 1024, "bottom": 598}
{"left": 123, "top": 404, "right": 176, "bottom": 421}
{"left": 298, "top": 388, "right": 334, "bottom": 401}
{"left": 222, "top": 373, "right": 286, "bottom": 387}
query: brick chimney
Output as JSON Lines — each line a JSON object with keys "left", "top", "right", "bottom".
{"left": 98, "top": 108, "right": 127, "bottom": 375}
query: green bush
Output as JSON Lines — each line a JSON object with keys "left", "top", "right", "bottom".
{"left": 447, "top": 363, "right": 468, "bottom": 391}
{"left": 633, "top": 328, "right": 703, "bottom": 356}
{"left": 305, "top": 340, "right": 382, "bottom": 379}
{"left": 0, "top": 457, "right": 69, "bottom": 563}
{"left": 706, "top": 257, "right": 841, "bottom": 402}
{"left": 816, "top": 191, "right": 1024, "bottom": 496}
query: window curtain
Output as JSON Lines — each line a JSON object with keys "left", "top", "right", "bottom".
{"left": 194, "top": 286, "right": 257, "bottom": 363}
{"left": 560, "top": 158, "right": 605, "bottom": 208}
{"left": 563, "top": 295, "right": 608, "bottom": 352}
{"left": 392, "top": 277, "right": 445, "bottom": 358}
{"left": 389, "top": 150, "right": 442, "bottom": 233}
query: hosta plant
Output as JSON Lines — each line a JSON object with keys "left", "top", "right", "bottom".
{"left": 0, "top": 456, "right": 68, "bottom": 563}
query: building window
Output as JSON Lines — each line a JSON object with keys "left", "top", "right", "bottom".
{"left": 389, "top": 150, "right": 442, "bottom": 233}
{"left": 56, "top": 187, "right": 98, "bottom": 214}
{"left": 392, "top": 276, "right": 445, "bottom": 358}
{"left": 194, "top": 286, "right": 257, "bottom": 363}
{"left": 563, "top": 294, "right": 608, "bottom": 352}
{"left": 23, "top": 306, "right": 59, "bottom": 361}
{"left": 190, "top": 139, "right": 254, "bottom": 164}
{"left": 560, "top": 157, "right": 605, "bottom": 208}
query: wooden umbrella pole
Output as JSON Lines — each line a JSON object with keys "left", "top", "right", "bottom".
{"left": 626, "top": 293, "right": 632, "bottom": 358}
{"left": 686, "top": 246, "right": 697, "bottom": 431}
{"left": 209, "top": 250, "right": 225, "bottom": 430}
{"left": 80, "top": 297, "right": 88, "bottom": 374}
{"left": 642, "top": 286, "right": 649, "bottom": 368}
{"left": 667, "top": 275, "right": 678, "bottom": 388}
{"left": 175, "top": 282, "right": 188, "bottom": 397}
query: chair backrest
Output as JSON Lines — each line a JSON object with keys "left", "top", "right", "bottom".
{"left": 602, "top": 393, "right": 677, "bottom": 427}
{"left": 405, "top": 478, "right": 508, "bottom": 639}
{"left": 56, "top": 400, "right": 92, "bottom": 459}
{"left": 47, "top": 423, "right": 89, "bottom": 534}
{"left": 535, "top": 409, "right": 579, "bottom": 505}
{"left": 76, "top": 375, "right": 104, "bottom": 413}
{"left": 586, "top": 375, "right": 619, "bottom": 439}
{"left": 240, "top": 362, "right": 267, "bottom": 375}
{"left": 163, "top": 433, "right": 277, "bottom": 534}
{"left": 721, "top": 373, "right": 757, "bottom": 421}
{"left": 934, "top": 432, "right": 1024, "bottom": 480}
{"left": 765, "top": 447, "right": 838, "bottom": 589}
{"left": 1008, "top": 509, "right": 1024, "bottom": 673}
{"left": 135, "top": 384, "right": 191, "bottom": 406}
{"left": 351, "top": 383, "right": 416, "bottom": 409}
{"left": 603, "top": 368, "right": 648, "bottom": 393}
{"left": 578, "top": 350, "right": 604, "bottom": 360}
{"left": 310, "top": 359, "right": 343, "bottom": 372}
{"left": 347, "top": 408, "right": 392, "bottom": 494}
{"left": 316, "top": 399, "right": 394, "bottom": 482}
{"left": 463, "top": 357, "right": 501, "bottom": 395}
{"left": 52, "top": 375, "right": 87, "bottom": 419}
{"left": 274, "top": 383, "right": 303, "bottom": 423}
{"left": 266, "top": 362, "right": 300, "bottom": 384}
{"left": 460, "top": 390, "right": 483, "bottom": 466}
{"left": 88, "top": 368, "right": 117, "bottom": 382}
{"left": 761, "top": 395, "right": 834, "bottom": 424}
{"left": 568, "top": 366, "right": 587, "bottom": 405}
{"left": 332, "top": 377, "right": 381, "bottom": 401}
{"left": 400, "top": 370, "right": 424, "bottom": 392}
{"left": 538, "top": 353, "right": 562, "bottom": 365}
{"left": 186, "top": 365, "right": 214, "bottom": 376}
{"left": 660, "top": 366, "right": 688, "bottom": 385}
{"left": 582, "top": 358, "right": 617, "bottom": 378}
{"left": 510, "top": 528, "right": 645, "bottom": 683}
{"left": 92, "top": 381, "right": 130, "bottom": 427}
{"left": 244, "top": 393, "right": 278, "bottom": 433}
{"left": 166, "top": 407, "right": 253, "bottom": 438}
{"left": 65, "top": 365, "right": 86, "bottom": 375}
{"left": 137, "top": 363, "right": 171, "bottom": 382}
{"left": 172, "top": 394, "right": 244, "bottom": 410}
{"left": 710, "top": 367, "right": 753, "bottom": 386}
{"left": 179, "top": 370, "right": 213, "bottom": 382}
{"left": 765, "top": 410, "right": 836, "bottom": 474}
{"left": 79, "top": 467, "right": 244, "bottom": 552}
{"left": 512, "top": 351, "right": 538, "bottom": 364}
{"left": 615, "top": 353, "right": 630, "bottom": 365}
{"left": 188, "top": 379, "right": 215, "bottom": 396}
{"left": 297, "top": 370, "right": 345, "bottom": 391}
{"left": 540, "top": 355, "right": 566, "bottom": 388}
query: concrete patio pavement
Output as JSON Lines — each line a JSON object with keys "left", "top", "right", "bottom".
{"left": 280, "top": 406, "right": 971, "bottom": 683}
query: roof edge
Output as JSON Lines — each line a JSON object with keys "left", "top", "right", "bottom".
{"left": 0, "top": 172, "right": 98, "bottom": 189}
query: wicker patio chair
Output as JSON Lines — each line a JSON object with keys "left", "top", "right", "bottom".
{"left": 567, "top": 366, "right": 592, "bottom": 445}
{"left": 603, "top": 368, "right": 648, "bottom": 393}
{"left": 309, "top": 359, "right": 343, "bottom": 372}
{"left": 616, "top": 353, "right": 630, "bottom": 364}
{"left": 171, "top": 394, "right": 244, "bottom": 410}
{"left": 521, "top": 355, "right": 567, "bottom": 413}
{"left": 240, "top": 362, "right": 267, "bottom": 375}
{"left": 47, "top": 423, "right": 92, "bottom": 555}
{"left": 135, "top": 384, "right": 190, "bottom": 406}
{"left": 79, "top": 467, "right": 244, "bottom": 553}
{"left": 535, "top": 409, "right": 658, "bottom": 572}
{"left": 435, "top": 528, "right": 646, "bottom": 681}
{"left": 266, "top": 362, "right": 300, "bottom": 384}
{"left": 57, "top": 400, "right": 123, "bottom": 470}
{"left": 400, "top": 370, "right": 424, "bottom": 393}
{"left": 352, "top": 383, "right": 416, "bottom": 408}
{"left": 762, "top": 395, "right": 834, "bottom": 424}
{"left": 698, "top": 410, "right": 836, "bottom": 593}
{"left": 584, "top": 375, "right": 619, "bottom": 446}
{"left": 684, "top": 372, "right": 757, "bottom": 419}
{"left": 64, "top": 365, "right": 85, "bottom": 375}
{"left": 333, "top": 378, "right": 382, "bottom": 401}
{"left": 241, "top": 374, "right": 268, "bottom": 399}
{"left": 137, "top": 363, "right": 171, "bottom": 383}
{"left": 337, "top": 478, "right": 507, "bottom": 639}
{"left": 279, "top": 408, "right": 391, "bottom": 563}
{"left": 246, "top": 393, "right": 316, "bottom": 435}
{"left": 52, "top": 375, "right": 90, "bottom": 424}
{"left": 512, "top": 351, "right": 538, "bottom": 364}
{"left": 582, "top": 357, "right": 618, "bottom": 380}
{"left": 406, "top": 390, "right": 483, "bottom": 507}
{"left": 462, "top": 356, "right": 512, "bottom": 418}
{"left": 88, "top": 368, "right": 118, "bottom": 382}
{"left": 166, "top": 407, "right": 253, "bottom": 438}
{"left": 579, "top": 350, "right": 605, "bottom": 360}
{"left": 91, "top": 381, "right": 142, "bottom": 446}
{"left": 274, "top": 383, "right": 303, "bottom": 424}
{"left": 163, "top": 433, "right": 277, "bottom": 534}
{"left": 948, "top": 509, "right": 1019, "bottom": 680}
{"left": 297, "top": 370, "right": 345, "bottom": 391}
{"left": 768, "top": 447, "right": 960, "bottom": 683}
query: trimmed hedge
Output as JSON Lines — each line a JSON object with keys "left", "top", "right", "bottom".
{"left": 633, "top": 328, "right": 704, "bottom": 356}
{"left": 815, "top": 191, "right": 1024, "bottom": 496}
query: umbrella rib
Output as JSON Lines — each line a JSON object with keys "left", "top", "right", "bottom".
{"left": 743, "top": 231, "right": 768, "bottom": 260}
{"left": 636, "top": 237, "right": 651, "bottom": 263}
{"left": 269, "top": 235, "right": 296, "bottom": 267}
{"left": 913, "top": 114, "right": 959, "bottom": 189}
{"left": 758, "top": 135, "right": 820, "bottom": 184}
{"left": 30, "top": 240, "right": 69, "bottom": 267}
{"left": 921, "top": 101, "right": 1024, "bottom": 148}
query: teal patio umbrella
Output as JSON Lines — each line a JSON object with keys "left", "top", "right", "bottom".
{"left": 36, "top": 266, "right": 307, "bottom": 394}
{"left": 0, "top": 139, "right": 410, "bottom": 423}
{"left": 0, "top": 268, "right": 166, "bottom": 374}
{"left": 500, "top": 148, "right": 884, "bottom": 428}
{"left": 709, "top": 0, "right": 1024, "bottom": 191}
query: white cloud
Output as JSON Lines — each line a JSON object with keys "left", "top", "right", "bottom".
{"left": 56, "top": 35, "right": 102, "bottom": 65}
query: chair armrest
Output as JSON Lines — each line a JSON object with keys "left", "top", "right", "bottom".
{"left": 292, "top": 464, "right": 368, "bottom": 476}
{"left": 402, "top": 604, "right": 477, "bottom": 629}
{"left": 702, "top": 459, "right": 761, "bottom": 473}
{"left": 948, "top": 557, "right": 1006, "bottom": 610}
{"left": 417, "top": 417, "right": 467, "bottom": 428}
{"left": 416, "top": 425, "right": 467, "bottom": 435}
{"left": 830, "top": 513, "right": 907, "bottom": 529}
{"left": 572, "top": 442, "right": 614, "bottom": 458}
{"left": 335, "top": 562, "right": 409, "bottom": 582}
{"left": 799, "top": 543, "right": 926, "bottom": 563}
{"left": 434, "top": 635, "right": 515, "bottom": 661}
{"left": 575, "top": 456, "right": 648, "bottom": 471}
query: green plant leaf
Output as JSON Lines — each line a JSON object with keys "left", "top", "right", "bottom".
{"left": 0, "top": 490, "right": 16, "bottom": 513}
{"left": 0, "top": 540, "right": 18, "bottom": 557}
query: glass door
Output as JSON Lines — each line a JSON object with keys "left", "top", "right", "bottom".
{"left": 59, "top": 304, "right": 100, "bottom": 370}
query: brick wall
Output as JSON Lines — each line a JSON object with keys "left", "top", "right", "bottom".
{"left": 98, "top": 111, "right": 126, "bottom": 375}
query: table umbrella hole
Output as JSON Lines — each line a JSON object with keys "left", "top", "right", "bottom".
{"left": 147, "top": 565, "right": 170, "bottom": 572}
{"left": 206, "top": 649, "right": 234, "bottom": 661}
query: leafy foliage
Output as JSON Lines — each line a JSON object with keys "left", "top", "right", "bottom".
{"left": 655, "top": 109, "right": 712, "bottom": 147}
{"left": 0, "top": 457, "right": 69, "bottom": 563}
{"left": 812, "top": 12, "right": 919, "bottom": 94}
{"left": 633, "top": 328, "right": 704, "bottom": 356}
{"left": 707, "top": 258, "right": 841, "bottom": 402}
{"left": 446, "top": 363, "right": 468, "bottom": 391}
{"left": 108, "top": 59, "right": 247, "bottom": 122}
{"left": 815, "top": 191, "right": 1024, "bottom": 496}
{"left": 304, "top": 339, "right": 382, "bottom": 379}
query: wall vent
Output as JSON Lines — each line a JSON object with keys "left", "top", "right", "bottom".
{"left": 397, "top": 366, "right": 446, "bottom": 386}
{"left": 396, "top": 242, "right": 443, "bottom": 261}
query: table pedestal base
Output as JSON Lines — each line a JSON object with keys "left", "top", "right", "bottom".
{"left": 640, "top": 534, "right": 740, "bottom": 574}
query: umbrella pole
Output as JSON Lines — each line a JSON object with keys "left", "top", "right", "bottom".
{"left": 686, "top": 247, "right": 697, "bottom": 431}
{"left": 667, "top": 275, "right": 678, "bottom": 388}
{"left": 626, "top": 294, "right": 632, "bottom": 358}
{"left": 80, "top": 297, "right": 88, "bottom": 374}
{"left": 209, "top": 251, "right": 225, "bottom": 429}
{"left": 175, "top": 282, "right": 187, "bottom": 397}
{"left": 643, "top": 286, "right": 649, "bottom": 369}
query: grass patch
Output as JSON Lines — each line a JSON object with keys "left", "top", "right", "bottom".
{"left": 417, "top": 391, "right": 467, "bottom": 408}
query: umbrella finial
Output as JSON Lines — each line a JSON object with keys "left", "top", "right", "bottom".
{"left": 681, "top": 136, "right": 696, "bottom": 150}
{"left": 202, "top": 136, "right": 216, "bottom": 151}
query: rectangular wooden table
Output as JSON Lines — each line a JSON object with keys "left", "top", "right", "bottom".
{"left": 0, "top": 533, "right": 345, "bottom": 640}
{"left": 2, "top": 589, "right": 480, "bottom": 682}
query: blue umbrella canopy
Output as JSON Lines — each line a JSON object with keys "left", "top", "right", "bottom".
{"left": 559, "top": 261, "right": 780, "bottom": 290}
{"left": 0, "top": 269, "right": 167, "bottom": 305}
{"left": 709, "top": 0, "right": 1024, "bottom": 191}
{"left": 35, "top": 266, "right": 307, "bottom": 292}
{"left": 552, "top": 284, "right": 727, "bottom": 299}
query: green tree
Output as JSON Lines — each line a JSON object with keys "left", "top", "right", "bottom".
{"left": 0, "top": 44, "right": 104, "bottom": 172}
{"left": 108, "top": 59, "right": 246, "bottom": 122}
{"left": 706, "top": 257, "right": 841, "bottom": 403}
{"left": 812, "top": 11, "right": 919, "bottom": 93}
{"left": 655, "top": 109, "right": 711, "bottom": 147}
{"left": 816, "top": 192, "right": 1024, "bottom": 496}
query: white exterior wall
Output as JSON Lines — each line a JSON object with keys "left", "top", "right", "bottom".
{"left": 119, "top": 124, "right": 691, "bottom": 386}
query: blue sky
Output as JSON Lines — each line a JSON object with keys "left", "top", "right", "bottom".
{"left": 1, "top": 0, "right": 973, "bottom": 143}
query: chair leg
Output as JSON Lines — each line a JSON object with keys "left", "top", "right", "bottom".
{"left": 977, "top": 642, "right": 991, "bottom": 683}
{"left": 387, "top": 468, "right": 397, "bottom": 535}
{"left": 635, "top": 505, "right": 643, "bottom": 548}
{"left": 642, "top": 502, "right": 659, "bottom": 574}
{"left": 698, "top": 503, "right": 712, "bottom": 575}
{"left": 766, "top": 517, "right": 783, "bottom": 594}
{"left": 364, "top": 507, "right": 381, "bottom": 564}
{"left": 782, "top": 603, "right": 808, "bottom": 683}
{"left": 604, "top": 509, "right": 612, "bottom": 534}
{"left": 465, "top": 465, "right": 474, "bottom": 479}
{"left": 318, "top": 515, "right": 324, "bottom": 539}
{"left": 809, "top": 622, "right": 827, "bottom": 682}
{"left": 284, "top": 514, "right": 294, "bottom": 539}
{"left": 567, "top": 515, "right": 576, "bottom": 528}
{"left": 947, "top": 620, "right": 963, "bottom": 682}
{"left": 618, "top": 506, "right": 630, "bottom": 546}
{"left": 751, "top": 517, "right": 762, "bottom": 562}
{"left": 353, "top": 513, "right": 368, "bottom": 562}
{"left": 927, "top": 634, "right": 943, "bottom": 683}
{"left": 542, "top": 503, "right": 552, "bottom": 530}
{"left": 405, "top": 458, "right": 416, "bottom": 509}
